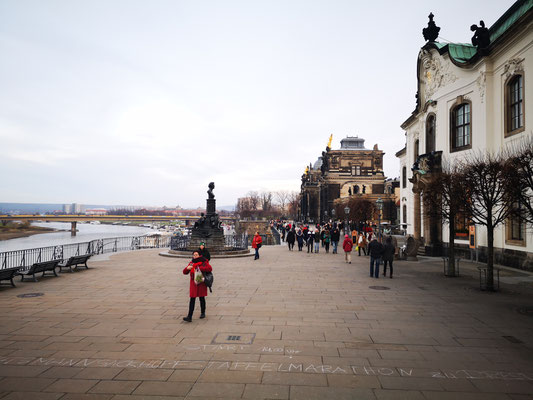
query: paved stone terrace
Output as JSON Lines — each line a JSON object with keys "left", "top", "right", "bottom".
{"left": 0, "top": 245, "right": 533, "bottom": 400}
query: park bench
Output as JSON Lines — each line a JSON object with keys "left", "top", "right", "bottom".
{"left": 16, "top": 259, "right": 62, "bottom": 282}
{"left": 58, "top": 254, "right": 91, "bottom": 273}
{"left": 0, "top": 267, "right": 21, "bottom": 287}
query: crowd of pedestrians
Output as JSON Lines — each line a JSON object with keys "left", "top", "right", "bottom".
{"left": 273, "top": 220, "right": 397, "bottom": 279}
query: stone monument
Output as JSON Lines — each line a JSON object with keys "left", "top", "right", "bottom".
{"left": 187, "top": 182, "right": 226, "bottom": 251}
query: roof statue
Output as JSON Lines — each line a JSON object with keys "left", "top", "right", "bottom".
{"left": 423, "top": 12, "right": 440, "bottom": 42}
{"left": 327, "top": 134, "right": 333, "bottom": 150}
{"left": 471, "top": 20, "right": 490, "bottom": 50}
{"left": 304, "top": 166, "right": 309, "bottom": 175}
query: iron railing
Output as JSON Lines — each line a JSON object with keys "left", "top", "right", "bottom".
{"left": 0, "top": 235, "right": 171, "bottom": 270}
{"left": 170, "top": 234, "right": 249, "bottom": 251}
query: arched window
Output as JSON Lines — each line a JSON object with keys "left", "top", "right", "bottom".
{"left": 414, "top": 139, "right": 420, "bottom": 159}
{"left": 451, "top": 102, "right": 471, "bottom": 151}
{"left": 402, "top": 166, "right": 407, "bottom": 188}
{"left": 402, "top": 205, "right": 407, "bottom": 224}
{"left": 426, "top": 114, "right": 436, "bottom": 153}
{"left": 354, "top": 185, "right": 359, "bottom": 194}
{"left": 506, "top": 75, "right": 524, "bottom": 136}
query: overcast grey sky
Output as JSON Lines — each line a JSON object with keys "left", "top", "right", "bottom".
{"left": 0, "top": 0, "right": 514, "bottom": 208}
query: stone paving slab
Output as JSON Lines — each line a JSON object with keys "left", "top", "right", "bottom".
{"left": 0, "top": 246, "right": 533, "bottom": 399}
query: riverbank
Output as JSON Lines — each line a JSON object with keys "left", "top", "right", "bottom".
{"left": 0, "top": 226, "right": 57, "bottom": 241}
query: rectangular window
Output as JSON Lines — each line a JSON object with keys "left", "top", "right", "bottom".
{"left": 356, "top": 165, "right": 361, "bottom": 175}
{"left": 510, "top": 76, "right": 523, "bottom": 132}
{"left": 507, "top": 202, "right": 525, "bottom": 244}
{"left": 452, "top": 103, "right": 471, "bottom": 151}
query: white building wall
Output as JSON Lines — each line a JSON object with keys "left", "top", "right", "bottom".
{"left": 399, "top": 21, "right": 533, "bottom": 263}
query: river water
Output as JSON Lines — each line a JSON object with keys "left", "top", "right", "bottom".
{"left": 0, "top": 222, "right": 155, "bottom": 252}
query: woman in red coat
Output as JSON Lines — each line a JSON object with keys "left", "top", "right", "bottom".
{"left": 183, "top": 251, "right": 212, "bottom": 322}
{"left": 251, "top": 231, "right": 263, "bottom": 260}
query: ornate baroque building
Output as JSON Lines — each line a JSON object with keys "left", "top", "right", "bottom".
{"left": 397, "top": 0, "right": 532, "bottom": 268}
{"left": 300, "top": 136, "right": 396, "bottom": 223}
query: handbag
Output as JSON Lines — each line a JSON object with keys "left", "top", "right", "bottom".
{"left": 256, "top": 242, "right": 262, "bottom": 248}
{"left": 202, "top": 271, "right": 214, "bottom": 292}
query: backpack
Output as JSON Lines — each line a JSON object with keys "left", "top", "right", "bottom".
{"left": 202, "top": 271, "right": 214, "bottom": 293}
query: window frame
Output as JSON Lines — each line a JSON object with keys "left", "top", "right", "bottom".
{"left": 426, "top": 113, "right": 436, "bottom": 153}
{"left": 504, "top": 74, "right": 525, "bottom": 137}
{"left": 505, "top": 202, "right": 526, "bottom": 246}
{"left": 450, "top": 99, "right": 472, "bottom": 152}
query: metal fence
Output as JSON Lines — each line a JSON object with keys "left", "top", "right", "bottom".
{"left": 170, "top": 234, "right": 249, "bottom": 251}
{"left": 0, "top": 235, "right": 171, "bottom": 270}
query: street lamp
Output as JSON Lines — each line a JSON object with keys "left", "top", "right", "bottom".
{"left": 376, "top": 197, "right": 384, "bottom": 241}
{"left": 344, "top": 206, "right": 350, "bottom": 235}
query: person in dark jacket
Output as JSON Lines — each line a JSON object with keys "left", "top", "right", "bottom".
{"left": 331, "top": 227, "right": 340, "bottom": 254}
{"left": 296, "top": 229, "right": 304, "bottom": 251}
{"left": 307, "top": 231, "right": 314, "bottom": 253}
{"left": 197, "top": 242, "right": 211, "bottom": 261}
{"left": 286, "top": 228, "right": 296, "bottom": 251}
{"left": 368, "top": 238, "right": 384, "bottom": 278}
{"left": 313, "top": 229, "right": 321, "bottom": 253}
{"left": 382, "top": 236, "right": 395, "bottom": 278}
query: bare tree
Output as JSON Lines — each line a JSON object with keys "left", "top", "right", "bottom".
{"left": 507, "top": 136, "right": 533, "bottom": 224}
{"left": 423, "top": 162, "right": 469, "bottom": 275}
{"left": 236, "top": 197, "right": 252, "bottom": 219}
{"left": 247, "top": 191, "right": 260, "bottom": 211}
{"left": 287, "top": 191, "right": 300, "bottom": 219}
{"left": 260, "top": 191, "right": 273, "bottom": 212}
{"left": 275, "top": 190, "right": 290, "bottom": 212}
{"left": 462, "top": 152, "right": 515, "bottom": 291}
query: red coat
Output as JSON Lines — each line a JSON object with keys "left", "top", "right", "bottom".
{"left": 342, "top": 237, "right": 353, "bottom": 252}
{"left": 252, "top": 235, "right": 262, "bottom": 249}
{"left": 183, "top": 258, "right": 212, "bottom": 298}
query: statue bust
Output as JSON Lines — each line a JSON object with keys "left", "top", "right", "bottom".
{"left": 207, "top": 182, "right": 215, "bottom": 199}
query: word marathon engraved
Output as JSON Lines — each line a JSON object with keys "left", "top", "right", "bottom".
{"left": 0, "top": 356, "right": 531, "bottom": 381}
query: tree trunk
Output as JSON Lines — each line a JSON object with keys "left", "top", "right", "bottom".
{"left": 448, "top": 214, "right": 456, "bottom": 275}
{"left": 486, "top": 222, "right": 494, "bottom": 291}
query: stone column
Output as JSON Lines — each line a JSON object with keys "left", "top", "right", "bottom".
{"left": 413, "top": 190, "right": 421, "bottom": 240}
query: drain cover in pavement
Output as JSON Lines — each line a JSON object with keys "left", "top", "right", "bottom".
{"left": 517, "top": 307, "right": 533, "bottom": 317}
{"left": 17, "top": 293, "right": 44, "bottom": 298}
{"left": 211, "top": 332, "right": 255, "bottom": 345}
{"left": 369, "top": 286, "right": 390, "bottom": 290}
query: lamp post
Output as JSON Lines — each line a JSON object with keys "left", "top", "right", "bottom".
{"left": 376, "top": 197, "right": 384, "bottom": 242}
{"left": 344, "top": 206, "right": 350, "bottom": 236}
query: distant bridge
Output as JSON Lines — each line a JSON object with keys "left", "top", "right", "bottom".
{"left": 0, "top": 214, "right": 236, "bottom": 233}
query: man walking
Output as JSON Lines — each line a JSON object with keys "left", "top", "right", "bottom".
{"left": 331, "top": 227, "right": 340, "bottom": 254}
{"left": 368, "top": 237, "right": 384, "bottom": 278}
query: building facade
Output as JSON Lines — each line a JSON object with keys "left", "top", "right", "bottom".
{"left": 300, "top": 136, "right": 396, "bottom": 223}
{"left": 397, "top": 0, "right": 532, "bottom": 268}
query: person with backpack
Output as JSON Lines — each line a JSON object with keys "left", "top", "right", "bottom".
{"left": 183, "top": 251, "right": 212, "bottom": 322}
{"left": 368, "top": 237, "right": 384, "bottom": 278}
{"left": 342, "top": 234, "right": 353, "bottom": 264}
{"left": 252, "top": 231, "right": 263, "bottom": 260}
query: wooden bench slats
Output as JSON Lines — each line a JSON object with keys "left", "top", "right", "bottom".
{"left": 16, "top": 259, "right": 62, "bottom": 282}
{"left": 58, "top": 255, "right": 91, "bottom": 273}
{"left": 0, "top": 267, "right": 21, "bottom": 287}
